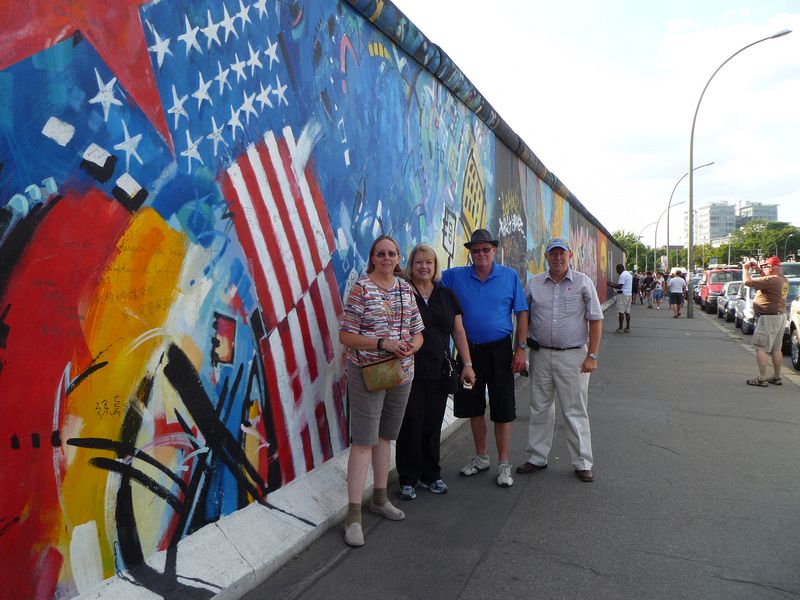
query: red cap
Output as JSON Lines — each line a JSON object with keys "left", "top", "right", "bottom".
{"left": 764, "top": 256, "right": 781, "bottom": 266}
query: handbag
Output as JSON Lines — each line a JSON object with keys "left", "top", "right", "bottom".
{"left": 442, "top": 350, "right": 461, "bottom": 394}
{"left": 361, "top": 355, "right": 405, "bottom": 392}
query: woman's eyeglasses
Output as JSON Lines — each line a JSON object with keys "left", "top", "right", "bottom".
{"left": 374, "top": 251, "right": 398, "bottom": 258}
{"left": 470, "top": 247, "right": 494, "bottom": 255}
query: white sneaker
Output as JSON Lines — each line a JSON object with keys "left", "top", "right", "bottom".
{"left": 497, "top": 463, "right": 513, "bottom": 487}
{"left": 460, "top": 454, "right": 490, "bottom": 476}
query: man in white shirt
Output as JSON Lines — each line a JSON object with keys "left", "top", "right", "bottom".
{"left": 607, "top": 264, "right": 632, "bottom": 333}
{"left": 666, "top": 271, "right": 688, "bottom": 318}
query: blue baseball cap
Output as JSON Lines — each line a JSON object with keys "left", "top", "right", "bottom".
{"left": 545, "top": 238, "right": 571, "bottom": 252}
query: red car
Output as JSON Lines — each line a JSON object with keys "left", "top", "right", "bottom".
{"left": 700, "top": 268, "right": 742, "bottom": 313}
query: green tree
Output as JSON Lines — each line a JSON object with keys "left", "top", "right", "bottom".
{"left": 730, "top": 221, "right": 800, "bottom": 261}
{"left": 611, "top": 229, "right": 651, "bottom": 272}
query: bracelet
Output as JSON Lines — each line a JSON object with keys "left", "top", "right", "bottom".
{"left": 463, "top": 362, "right": 473, "bottom": 367}
{"left": 377, "top": 338, "right": 384, "bottom": 351}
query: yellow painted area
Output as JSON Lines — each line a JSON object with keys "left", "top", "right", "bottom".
{"left": 551, "top": 194, "right": 565, "bottom": 239}
{"left": 600, "top": 238, "right": 609, "bottom": 273}
{"left": 58, "top": 208, "right": 188, "bottom": 579}
{"left": 369, "top": 0, "right": 384, "bottom": 22}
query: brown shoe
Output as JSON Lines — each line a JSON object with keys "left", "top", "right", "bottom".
{"left": 516, "top": 461, "right": 548, "bottom": 474}
{"left": 575, "top": 469, "right": 594, "bottom": 483}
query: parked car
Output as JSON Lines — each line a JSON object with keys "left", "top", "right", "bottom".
{"left": 790, "top": 294, "right": 800, "bottom": 370}
{"left": 717, "top": 281, "right": 742, "bottom": 321}
{"left": 736, "top": 277, "right": 800, "bottom": 345}
{"left": 782, "top": 278, "right": 800, "bottom": 354}
{"left": 700, "top": 268, "right": 742, "bottom": 313}
{"left": 736, "top": 285, "right": 757, "bottom": 334}
{"left": 781, "top": 262, "right": 800, "bottom": 277}
{"left": 692, "top": 276, "right": 704, "bottom": 304}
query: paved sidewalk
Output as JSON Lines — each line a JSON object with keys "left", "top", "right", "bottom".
{"left": 246, "top": 301, "right": 800, "bottom": 600}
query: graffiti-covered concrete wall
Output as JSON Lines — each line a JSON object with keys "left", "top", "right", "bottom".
{"left": 0, "top": 0, "right": 622, "bottom": 597}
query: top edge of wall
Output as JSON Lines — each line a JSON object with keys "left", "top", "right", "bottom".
{"left": 343, "top": 0, "right": 620, "bottom": 248}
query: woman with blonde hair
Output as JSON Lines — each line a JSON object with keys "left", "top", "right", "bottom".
{"left": 339, "top": 235, "right": 424, "bottom": 546}
{"left": 395, "top": 244, "right": 475, "bottom": 500}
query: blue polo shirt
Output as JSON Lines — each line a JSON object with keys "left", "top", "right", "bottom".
{"left": 441, "top": 264, "right": 527, "bottom": 344}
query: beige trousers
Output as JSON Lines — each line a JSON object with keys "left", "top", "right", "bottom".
{"left": 526, "top": 347, "right": 593, "bottom": 470}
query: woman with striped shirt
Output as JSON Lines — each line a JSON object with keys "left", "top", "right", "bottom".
{"left": 339, "top": 235, "right": 424, "bottom": 547}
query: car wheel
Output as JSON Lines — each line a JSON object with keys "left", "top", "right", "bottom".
{"left": 735, "top": 316, "right": 742, "bottom": 328}
{"left": 792, "top": 329, "right": 800, "bottom": 371}
{"left": 706, "top": 302, "right": 715, "bottom": 314}
{"left": 742, "top": 319, "right": 753, "bottom": 335}
{"left": 726, "top": 309, "right": 734, "bottom": 323}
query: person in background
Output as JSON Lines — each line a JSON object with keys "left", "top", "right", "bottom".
{"left": 339, "top": 235, "right": 424, "bottom": 547}
{"left": 608, "top": 264, "right": 632, "bottom": 333}
{"left": 632, "top": 272, "right": 641, "bottom": 305}
{"left": 517, "top": 238, "right": 603, "bottom": 483}
{"left": 652, "top": 271, "right": 665, "bottom": 309}
{"left": 642, "top": 271, "right": 655, "bottom": 308}
{"left": 667, "top": 270, "right": 688, "bottom": 318}
{"left": 396, "top": 244, "right": 475, "bottom": 500}
{"left": 441, "top": 229, "right": 528, "bottom": 489}
{"left": 742, "top": 257, "right": 789, "bottom": 387}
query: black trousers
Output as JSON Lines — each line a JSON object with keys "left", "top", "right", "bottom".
{"left": 396, "top": 377, "right": 447, "bottom": 486}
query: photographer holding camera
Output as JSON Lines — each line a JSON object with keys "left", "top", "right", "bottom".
{"left": 743, "top": 257, "right": 789, "bottom": 387}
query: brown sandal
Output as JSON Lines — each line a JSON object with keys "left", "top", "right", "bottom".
{"left": 767, "top": 377, "right": 782, "bottom": 385}
{"left": 746, "top": 378, "right": 768, "bottom": 387}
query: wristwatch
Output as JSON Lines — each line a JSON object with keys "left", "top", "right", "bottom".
{"left": 517, "top": 341, "right": 527, "bottom": 350}
{"left": 588, "top": 352, "right": 599, "bottom": 360}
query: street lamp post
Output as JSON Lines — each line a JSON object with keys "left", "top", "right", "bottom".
{"left": 665, "top": 162, "right": 714, "bottom": 274}
{"left": 687, "top": 28, "right": 792, "bottom": 318}
{"left": 784, "top": 234, "right": 795, "bottom": 260}
{"left": 636, "top": 221, "right": 658, "bottom": 272}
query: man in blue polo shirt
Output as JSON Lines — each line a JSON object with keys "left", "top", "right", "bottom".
{"left": 441, "top": 229, "right": 528, "bottom": 488}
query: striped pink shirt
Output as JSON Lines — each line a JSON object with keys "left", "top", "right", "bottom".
{"left": 340, "top": 276, "right": 424, "bottom": 379}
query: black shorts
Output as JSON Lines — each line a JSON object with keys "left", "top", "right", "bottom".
{"left": 453, "top": 336, "right": 516, "bottom": 423}
{"left": 669, "top": 292, "right": 684, "bottom": 305}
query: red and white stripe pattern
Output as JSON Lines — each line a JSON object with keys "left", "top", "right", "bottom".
{"left": 220, "top": 125, "right": 347, "bottom": 484}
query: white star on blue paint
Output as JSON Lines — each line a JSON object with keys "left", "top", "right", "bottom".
{"left": 272, "top": 74, "right": 288, "bottom": 106}
{"left": 88, "top": 68, "right": 123, "bottom": 122}
{"left": 180, "top": 129, "right": 204, "bottom": 173}
{"left": 177, "top": 15, "right": 203, "bottom": 56}
{"left": 147, "top": 23, "right": 172, "bottom": 69}
{"left": 113, "top": 119, "right": 143, "bottom": 172}
{"left": 200, "top": 10, "right": 221, "bottom": 49}
{"left": 168, "top": 84, "right": 189, "bottom": 129}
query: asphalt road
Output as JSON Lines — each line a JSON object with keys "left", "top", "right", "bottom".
{"left": 245, "top": 301, "right": 800, "bottom": 600}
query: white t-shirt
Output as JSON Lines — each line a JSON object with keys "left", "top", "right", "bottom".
{"left": 667, "top": 277, "right": 687, "bottom": 294}
{"left": 617, "top": 270, "right": 633, "bottom": 295}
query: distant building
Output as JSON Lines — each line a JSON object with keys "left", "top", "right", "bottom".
{"left": 684, "top": 200, "right": 780, "bottom": 246}
{"left": 735, "top": 200, "right": 779, "bottom": 228}
{"left": 685, "top": 202, "right": 735, "bottom": 246}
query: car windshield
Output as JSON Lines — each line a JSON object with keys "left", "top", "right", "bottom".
{"left": 726, "top": 283, "right": 741, "bottom": 295}
{"left": 782, "top": 263, "right": 800, "bottom": 277}
{"left": 709, "top": 271, "right": 742, "bottom": 284}
{"left": 789, "top": 281, "right": 800, "bottom": 301}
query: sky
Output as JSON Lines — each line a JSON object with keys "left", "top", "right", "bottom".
{"left": 394, "top": 0, "right": 800, "bottom": 247}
